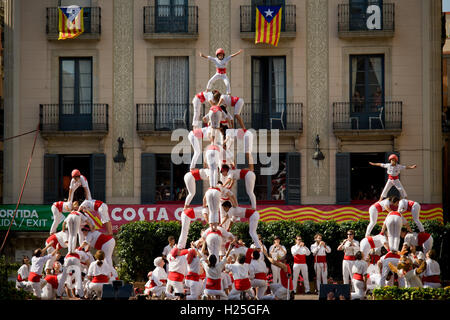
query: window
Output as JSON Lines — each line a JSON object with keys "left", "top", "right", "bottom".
{"left": 155, "top": 56, "right": 189, "bottom": 130}
{"left": 155, "top": 154, "right": 189, "bottom": 202}
{"left": 155, "top": 0, "right": 188, "bottom": 33}
{"left": 350, "top": 54, "right": 384, "bottom": 129}
{"left": 349, "top": 0, "right": 383, "bottom": 31}
{"left": 252, "top": 56, "right": 286, "bottom": 129}
{"left": 59, "top": 57, "right": 93, "bottom": 130}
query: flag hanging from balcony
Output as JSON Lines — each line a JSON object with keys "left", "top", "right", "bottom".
{"left": 58, "top": 5, "right": 84, "bottom": 40}
{"left": 255, "top": 6, "right": 282, "bottom": 47}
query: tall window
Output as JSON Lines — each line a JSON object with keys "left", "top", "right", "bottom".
{"left": 155, "top": 56, "right": 189, "bottom": 130}
{"left": 253, "top": 154, "right": 287, "bottom": 201}
{"left": 252, "top": 56, "right": 286, "bottom": 129}
{"left": 350, "top": 54, "right": 384, "bottom": 128}
{"left": 156, "top": 0, "right": 188, "bottom": 33}
{"left": 59, "top": 57, "right": 93, "bottom": 130}
{"left": 155, "top": 154, "right": 188, "bottom": 201}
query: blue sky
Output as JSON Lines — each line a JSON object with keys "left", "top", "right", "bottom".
{"left": 444, "top": 0, "right": 450, "bottom": 12}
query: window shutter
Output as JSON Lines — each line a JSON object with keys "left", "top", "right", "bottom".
{"left": 44, "top": 154, "right": 59, "bottom": 204}
{"left": 141, "top": 153, "right": 156, "bottom": 204}
{"left": 384, "top": 151, "right": 401, "bottom": 198}
{"left": 286, "top": 152, "right": 301, "bottom": 204}
{"left": 336, "top": 153, "right": 351, "bottom": 204}
{"left": 91, "top": 153, "right": 106, "bottom": 201}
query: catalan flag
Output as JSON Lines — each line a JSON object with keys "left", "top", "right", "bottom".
{"left": 255, "top": 6, "right": 282, "bottom": 47}
{"left": 85, "top": 210, "right": 103, "bottom": 230}
{"left": 58, "top": 6, "right": 84, "bottom": 40}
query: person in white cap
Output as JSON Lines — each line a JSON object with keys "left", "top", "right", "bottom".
{"left": 199, "top": 48, "right": 243, "bottom": 95}
{"left": 177, "top": 207, "right": 208, "bottom": 249}
{"left": 68, "top": 169, "right": 92, "bottom": 202}
{"left": 381, "top": 209, "right": 411, "bottom": 252}
{"left": 191, "top": 90, "right": 219, "bottom": 129}
{"left": 397, "top": 198, "right": 425, "bottom": 233}
{"left": 369, "top": 154, "right": 417, "bottom": 201}
{"left": 291, "top": 235, "right": 311, "bottom": 294}
{"left": 220, "top": 164, "right": 256, "bottom": 209}
{"left": 50, "top": 200, "right": 73, "bottom": 235}
{"left": 365, "top": 196, "right": 399, "bottom": 237}
{"left": 184, "top": 168, "right": 210, "bottom": 208}
{"left": 78, "top": 199, "right": 112, "bottom": 235}
{"left": 400, "top": 228, "right": 434, "bottom": 255}
{"left": 149, "top": 257, "right": 168, "bottom": 299}
{"left": 337, "top": 229, "right": 360, "bottom": 290}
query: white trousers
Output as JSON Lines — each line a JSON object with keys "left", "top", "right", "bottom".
{"left": 247, "top": 212, "right": 261, "bottom": 248}
{"left": 351, "top": 279, "right": 365, "bottom": 300}
{"left": 365, "top": 205, "right": 380, "bottom": 237}
{"left": 243, "top": 171, "right": 257, "bottom": 209}
{"left": 192, "top": 96, "right": 202, "bottom": 128}
{"left": 381, "top": 179, "right": 407, "bottom": 198}
{"left": 88, "top": 282, "right": 106, "bottom": 299}
{"left": 206, "top": 73, "right": 231, "bottom": 95}
{"left": 98, "top": 203, "right": 110, "bottom": 223}
{"left": 314, "top": 263, "right": 328, "bottom": 292}
{"left": 184, "top": 172, "right": 197, "bottom": 207}
{"left": 292, "top": 263, "right": 310, "bottom": 293}
{"left": 205, "top": 188, "right": 221, "bottom": 224}
{"left": 385, "top": 215, "right": 403, "bottom": 252}
{"left": 251, "top": 279, "right": 268, "bottom": 300}
{"left": 50, "top": 205, "right": 64, "bottom": 234}
{"left": 65, "top": 214, "right": 81, "bottom": 253}
{"left": 228, "top": 283, "right": 255, "bottom": 300}
{"left": 233, "top": 99, "right": 245, "bottom": 116}
{"left": 271, "top": 265, "right": 281, "bottom": 284}
{"left": 269, "top": 283, "right": 288, "bottom": 300}
{"left": 57, "top": 258, "right": 83, "bottom": 297}
{"left": 410, "top": 203, "right": 425, "bottom": 232}
{"left": 186, "top": 280, "right": 202, "bottom": 300}
{"left": 188, "top": 131, "right": 202, "bottom": 170}
{"left": 177, "top": 214, "right": 193, "bottom": 250}
{"left": 99, "top": 238, "right": 116, "bottom": 267}
{"left": 206, "top": 233, "right": 222, "bottom": 258}
{"left": 206, "top": 150, "right": 221, "bottom": 187}
{"left": 342, "top": 260, "right": 356, "bottom": 287}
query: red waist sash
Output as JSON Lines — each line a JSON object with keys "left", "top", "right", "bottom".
{"left": 206, "top": 277, "right": 222, "bottom": 290}
{"left": 186, "top": 272, "right": 200, "bottom": 281}
{"left": 353, "top": 273, "right": 364, "bottom": 281}
{"left": 28, "top": 272, "right": 41, "bottom": 283}
{"left": 294, "top": 254, "right": 307, "bottom": 264}
{"left": 216, "top": 68, "right": 226, "bottom": 74}
{"left": 254, "top": 272, "right": 267, "bottom": 280}
{"left": 422, "top": 275, "right": 440, "bottom": 283}
{"left": 344, "top": 255, "right": 356, "bottom": 261}
{"left": 92, "top": 274, "right": 110, "bottom": 283}
{"left": 168, "top": 271, "right": 185, "bottom": 282}
{"left": 234, "top": 278, "right": 251, "bottom": 291}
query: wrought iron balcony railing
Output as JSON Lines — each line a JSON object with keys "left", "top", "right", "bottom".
{"left": 46, "top": 7, "right": 101, "bottom": 40}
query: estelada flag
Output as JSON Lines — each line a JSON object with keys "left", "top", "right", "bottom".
{"left": 84, "top": 210, "right": 103, "bottom": 230}
{"left": 255, "top": 6, "right": 282, "bottom": 47}
{"left": 58, "top": 6, "right": 84, "bottom": 40}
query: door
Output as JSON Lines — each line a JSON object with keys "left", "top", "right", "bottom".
{"left": 251, "top": 0, "right": 285, "bottom": 32}
{"left": 155, "top": 0, "right": 188, "bottom": 33}
{"left": 59, "top": 58, "right": 93, "bottom": 131}
{"left": 349, "top": 0, "right": 383, "bottom": 31}
{"left": 252, "top": 56, "right": 286, "bottom": 130}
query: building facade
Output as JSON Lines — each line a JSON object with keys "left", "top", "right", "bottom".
{"left": 1, "top": 0, "right": 445, "bottom": 214}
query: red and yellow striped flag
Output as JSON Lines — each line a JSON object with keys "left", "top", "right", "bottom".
{"left": 255, "top": 6, "right": 282, "bottom": 47}
{"left": 58, "top": 6, "right": 84, "bottom": 40}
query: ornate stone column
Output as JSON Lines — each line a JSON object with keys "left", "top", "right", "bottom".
{"left": 112, "top": 0, "right": 134, "bottom": 197}
{"left": 306, "top": 0, "right": 330, "bottom": 199}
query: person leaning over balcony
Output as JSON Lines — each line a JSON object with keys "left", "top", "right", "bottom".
{"left": 369, "top": 154, "right": 417, "bottom": 201}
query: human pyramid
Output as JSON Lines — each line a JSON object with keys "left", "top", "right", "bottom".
{"left": 14, "top": 49, "right": 441, "bottom": 301}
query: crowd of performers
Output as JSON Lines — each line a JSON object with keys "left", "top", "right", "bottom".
{"left": 14, "top": 49, "right": 442, "bottom": 300}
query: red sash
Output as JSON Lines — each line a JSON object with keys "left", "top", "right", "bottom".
{"left": 206, "top": 278, "right": 222, "bottom": 290}
{"left": 207, "top": 144, "right": 220, "bottom": 152}
{"left": 46, "top": 234, "right": 58, "bottom": 249}
{"left": 191, "top": 169, "right": 202, "bottom": 181}
{"left": 209, "top": 187, "right": 221, "bottom": 192}
{"left": 66, "top": 253, "right": 80, "bottom": 260}
{"left": 95, "top": 234, "right": 113, "bottom": 250}
{"left": 94, "top": 200, "right": 103, "bottom": 211}
{"left": 234, "top": 278, "right": 251, "bottom": 291}
{"left": 367, "top": 236, "right": 376, "bottom": 249}
{"left": 184, "top": 208, "right": 196, "bottom": 219}
{"left": 92, "top": 274, "right": 110, "bottom": 283}
{"left": 280, "top": 264, "right": 293, "bottom": 290}
{"left": 216, "top": 68, "right": 226, "bottom": 74}
{"left": 344, "top": 255, "right": 356, "bottom": 261}
{"left": 385, "top": 252, "right": 400, "bottom": 259}
{"left": 314, "top": 255, "right": 327, "bottom": 263}
{"left": 17, "top": 274, "right": 24, "bottom": 282}
{"left": 210, "top": 106, "right": 220, "bottom": 113}
{"left": 168, "top": 271, "right": 185, "bottom": 282}
{"left": 353, "top": 273, "right": 364, "bottom": 281}
{"left": 374, "top": 202, "right": 384, "bottom": 213}
{"left": 53, "top": 201, "right": 64, "bottom": 212}
{"left": 196, "top": 92, "right": 206, "bottom": 103}
{"left": 254, "top": 272, "right": 267, "bottom": 280}
{"left": 407, "top": 201, "right": 415, "bottom": 211}
{"left": 239, "top": 169, "right": 249, "bottom": 179}
{"left": 186, "top": 272, "right": 200, "bottom": 281}
{"left": 245, "top": 249, "right": 254, "bottom": 264}
{"left": 70, "top": 211, "right": 80, "bottom": 216}
{"left": 28, "top": 272, "right": 41, "bottom": 283}
{"left": 294, "top": 254, "right": 307, "bottom": 264}
{"left": 369, "top": 254, "right": 380, "bottom": 264}
{"left": 230, "top": 96, "right": 239, "bottom": 106}
{"left": 388, "top": 175, "right": 399, "bottom": 180}
{"left": 245, "top": 208, "right": 256, "bottom": 219}
{"left": 193, "top": 128, "right": 203, "bottom": 138}
{"left": 417, "top": 232, "right": 431, "bottom": 246}
{"left": 422, "top": 275, "right": 440, "bottom": 283}
{"left": 389, "top": 211, "right": 401, "bottom": 217}
{"left": 206, "top": 229, "right": 222, "bottom": 237}
{"left": 44, "top": 275, "right": 59, "bottom": 289}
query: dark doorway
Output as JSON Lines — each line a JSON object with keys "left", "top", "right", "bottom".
{"left": 350, "top": 152, "right": 385, "bottom": 203}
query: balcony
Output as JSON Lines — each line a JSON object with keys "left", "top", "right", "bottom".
{"left": 240, "top": 5, "right": 296, "bottom": 40}
{"left": 333, "top": 101, "right": 402, "bottom": 137}
{"left": 137, "top": 103, "right": 191, "bottom": 133}
{"left": 143, "top": 6, "right": 198, "bottom": 40}
{"left": 338, "top": 2, "right": 394, "bottom": 39}
{"left": 39, "top": 104, "right": 108, "bottom": 136}
{"left": 46, "top": 7, "right": 101, "bottom": 40}
{"left": 240, "top": 102, "right": 303, "bottom": 132}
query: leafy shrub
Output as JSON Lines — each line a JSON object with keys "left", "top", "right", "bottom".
{"left": 0, "top": 255, "right": 35, "bottom": 300}
{"left": 372, "top": 287, "right": 450, "bottom": 300}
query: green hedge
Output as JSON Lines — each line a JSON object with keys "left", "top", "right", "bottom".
{"left": 115, "top": 219, "right": 450, "bottom": 283}
{"left": 372, "top": 287, "right": 450, "bottom": 300}
{"left": 0, "top": 256, "right": 35, "bottom": 300}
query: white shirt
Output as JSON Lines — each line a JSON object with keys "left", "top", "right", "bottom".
{"left": 208, "top": 55, "right": 232, "bottom": 69}
{"left": 51, "top": 231, "right": 69, "bottom": 248}
{"left": 84, "top": 230, "right": 111, "bottom": 248}
{"left": 88, "top": 260, "right": 114, "bottom": 278}
{"left": 230, "top": 245, "right": 248, "bottom": 260}
{"left": 69, "top": 175, "right": 92, "bottom": 200}
{"left": 227, "top": 207, "right": 256, "bottom": 221}
{"left": 424, "top": 258, "right": 440, "bottom": 277}
{"left": 226, "top": 169, "right": 244, "bottom": 181}
{"left": 79, "top": 199, "right": 103, "bottom": 212}
{"left": 187, "top": 251, "right": 201, "bottom": 275}
{"left": 167, "top": 253, "right": 188, "bottom": 276}
{"left": 372, "top": 198, "right": 392, "bottom": 211}
{"left": 151, "top": 266, "right": 167, "bottom": 287}
{"left": 404, "top": 233, "right": 421, "bottom": 247}
{"left": 401, "top": 269, "right": 423, "bottom": 288}
{"left": 183, "top": 207, "right": 205, "bottom": 220}
{"left": 30, "top": 254, "right": 53, "bottom": 275}
{"left": 219, "top": 94, "right": 241, "bottom": 107}
{"left": 269, "top": 244, "right": 287, "bottom": 261}
{"left": 226, "top": 262, "right": 250, "bottom": 280}
{"left": 310, "top": 242, "right": 331, "bottom": 257}
{"left": 202, "top": 226, "right": 234, "bottom": 242}
{"left": 17, "top": 264, "right": 29, "bottom": 281}
{"left": 250, "top": 244, "right": 267, "bottom": 262}
{"left": 351, "top": 260, "right": 368, "bottom": 276}
{"left": 380, "top": 163, "right": 406, "bottom": 176}
{"left": 64, "top": 211, "right": 94, "bottom": 226}
{"left": 341, "top": 239, "right": 360, "bottom": 256}
{"left": 249, "top": 259, "right": 267, "bottom": 279}
{"left": 291, "top": 244, "right": 311, "bottom": 258}
{"left": 201, "top": 255, "right": 227, "bottom": 280}
{"left": 195, "top": 91, "right": 214, "bottom": 103}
